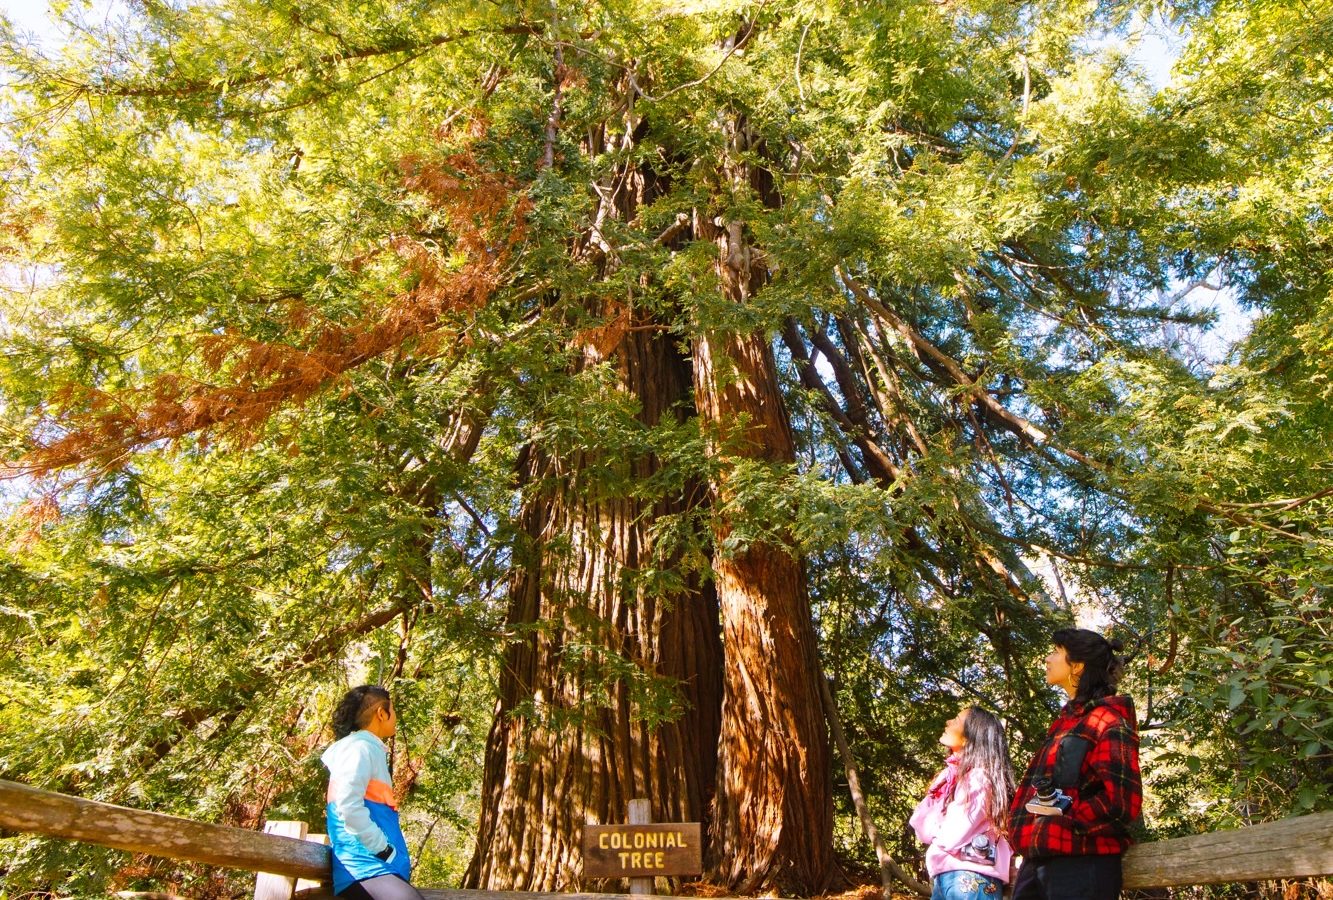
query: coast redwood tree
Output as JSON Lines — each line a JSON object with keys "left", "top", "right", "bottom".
{"left": 6, "top": 0, "right": 1332, "bottom": 897}
{"left": 463, "top": 106, "right": 725, "bottom": 886}
{"left": 690, "top": 114, "right": 835, "bottom": 890}
{"left": 463, "top": 61, "right": 832, "bottom": 889}
{"left": 465, "top": 321, "right": 724, "bottom": 890}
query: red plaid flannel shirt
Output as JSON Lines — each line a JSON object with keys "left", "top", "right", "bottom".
{"left": 1007, "top": 695, "right": 1142, "bottom": 857}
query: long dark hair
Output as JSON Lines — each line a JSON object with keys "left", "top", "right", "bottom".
{"left": 331, "top": 685, "right": 391, "bottom": 739}
{"left": 953, "top": 706, "right": 1015, "bottom": 834}
{"left": 1053, "top": 627, "right": 1126, "bottom": 703}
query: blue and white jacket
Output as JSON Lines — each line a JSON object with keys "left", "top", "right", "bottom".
{"left": 322, "top": 730, "right": 411, "bottom": 893}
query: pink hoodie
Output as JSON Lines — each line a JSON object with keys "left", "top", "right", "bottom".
{"left": 909, "top": 754, "right": 1012, "bottom": 883}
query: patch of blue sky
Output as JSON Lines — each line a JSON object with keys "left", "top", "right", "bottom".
{"left": 1152, "top": 274, "right": 1253, "bottom": 371}
{"left": 1080, "top": 8, "right": 1189, "bottom": 94}
{"left": 1, "top": 0, "right": 132, "bottom": 52}
{"left": 1, "top": 0, "right": 53, "bottom": 45}
{"left": 1123, "top": 10, "right": 1188, "bottom": 93}
{"left": 1063, "top": 13, "right": 1258, "bottom": 366}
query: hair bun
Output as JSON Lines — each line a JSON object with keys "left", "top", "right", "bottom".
{"left": 1108, "top": 637, "right": 1124, "bottom": 653}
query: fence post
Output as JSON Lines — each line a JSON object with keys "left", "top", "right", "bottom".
{"left": 253, "top": 822, "right": 308, "bottom": 900}
{"left": 295, "top": 835, "right": 330, "bottom": 896}
{"left": 626, "top": 799, "right": 653, "bottom": 896}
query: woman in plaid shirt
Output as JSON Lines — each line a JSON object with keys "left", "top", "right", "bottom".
{"left": 1007, "top": 628, "right": 1142, "bottom": 900}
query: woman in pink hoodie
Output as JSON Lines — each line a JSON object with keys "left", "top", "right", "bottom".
{"left": 911, "top": 706, "right": 1016, "bottom": 899}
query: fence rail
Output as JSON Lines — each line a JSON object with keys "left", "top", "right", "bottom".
{"left": 0, "top": 779, "right": 328, "bottom": 880}
{"left": 3, "top": 779, "right": 1332, "bottom": 896}
{"left": 1121, "top": 809, "right": 1333, "bottom": 889}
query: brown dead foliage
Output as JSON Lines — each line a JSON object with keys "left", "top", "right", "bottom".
{"left": 9, "top": 491, "right": 61, "bottom": 552}
{"left": 15, "top": 151, "right": 529, "bottom": 477}
{"left": 814, "top": 884, "right": 902, "bottom": 900}
{"left": 677, "top": 881, "right": 916, "bottom": 900}
{"left": 677, "top": 881, "right": 736, "bottom": 897}
{"left": 575, "top": 296, "right": 630, "bottom": 361}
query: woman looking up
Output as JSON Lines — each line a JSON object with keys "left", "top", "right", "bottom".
{"left": 910, "top": 706, "right": 1016, "bottom": 899}
{"left": 323, "top": 685, "right": 423, "bottom": 900}
{"left": 1008, "top": 628, "right": 1143, "bottom": 900}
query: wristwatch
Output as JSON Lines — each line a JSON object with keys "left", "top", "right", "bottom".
{"left": 375, "top": 846, "right": 395, "bottom": 862}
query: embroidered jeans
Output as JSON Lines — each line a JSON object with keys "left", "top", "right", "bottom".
{"left": 932, "top": 870, "right": 1004, "bottom": 900}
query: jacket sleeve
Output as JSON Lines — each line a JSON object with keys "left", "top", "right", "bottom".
{"left": 329, "top": 742, "right": 390, "bottom": 854}
{"left": 1070, "top": 720, "right": 1142, "bottom": 834}
{"left": 909, "top": 794, "right": 939, "bottom": 845}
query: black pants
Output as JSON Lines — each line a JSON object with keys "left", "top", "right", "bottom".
{"left": 1010, "top": 855, "right": 1123, "bottom": 900}
{"left": 337, "top": 874, "right": 425, "bottom": 900}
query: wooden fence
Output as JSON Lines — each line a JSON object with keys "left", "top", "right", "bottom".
{"left": 2, "top": 779, "right": 1332, "bottom": 898}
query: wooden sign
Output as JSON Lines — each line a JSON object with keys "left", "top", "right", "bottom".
{"left": 582, "top": 823, "right": 702, "bottom": 878}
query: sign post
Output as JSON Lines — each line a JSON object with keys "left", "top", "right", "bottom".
{"left": 627, "top": 799, "right": 653, "bottom": 896}
{"left": 582, "top": 799, "right": 703, "bottom": 894}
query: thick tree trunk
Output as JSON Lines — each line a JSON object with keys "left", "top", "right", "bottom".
{"left": 464, "top": 321, "right": 722, "bottom": 890}
{"left": 690, "top": 117, "right": 836, "bottom": 894}
{"left": 693, "top": 303, "right": 836, "bottom": 896}
{"left": 469, "top": 83, "right": 831, "bottom": 893}
{"left": 465, "top": 103, "right": 723, "bottom": 884}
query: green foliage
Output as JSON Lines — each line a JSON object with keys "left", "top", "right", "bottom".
{"left": 2, "top": 0, "right": 1332, "bottom": 893}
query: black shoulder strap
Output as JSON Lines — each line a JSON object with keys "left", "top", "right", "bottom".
{"left": 1053, "top": 734, "right": 1093, "bottom": 787}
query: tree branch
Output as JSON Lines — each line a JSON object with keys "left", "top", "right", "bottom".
{"left": 821, "top": 677, "right": 931, "bottom": 898}
{"left": 79, "top": 26, "right": 537, "bottom": 101}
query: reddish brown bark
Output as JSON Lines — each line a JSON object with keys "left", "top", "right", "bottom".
{"left": 465, "top": 98, "right": 723, "bottom": 889}
{"left": 693, "top": 317, "right": 837, "bottom": 896}
{"left": 464, "top": 318, "right": 722, "bottom": 891}
{"left": 690, "top": 121, "right": 836, "bottom": 892}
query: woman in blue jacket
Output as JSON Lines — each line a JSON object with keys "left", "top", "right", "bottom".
{"left": 323, "top": 685, "right": 422, "bottom": 900}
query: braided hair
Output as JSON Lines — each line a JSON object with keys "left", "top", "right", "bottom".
{"left": 331, "top": 685, "right": 391, "bottom": 739}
